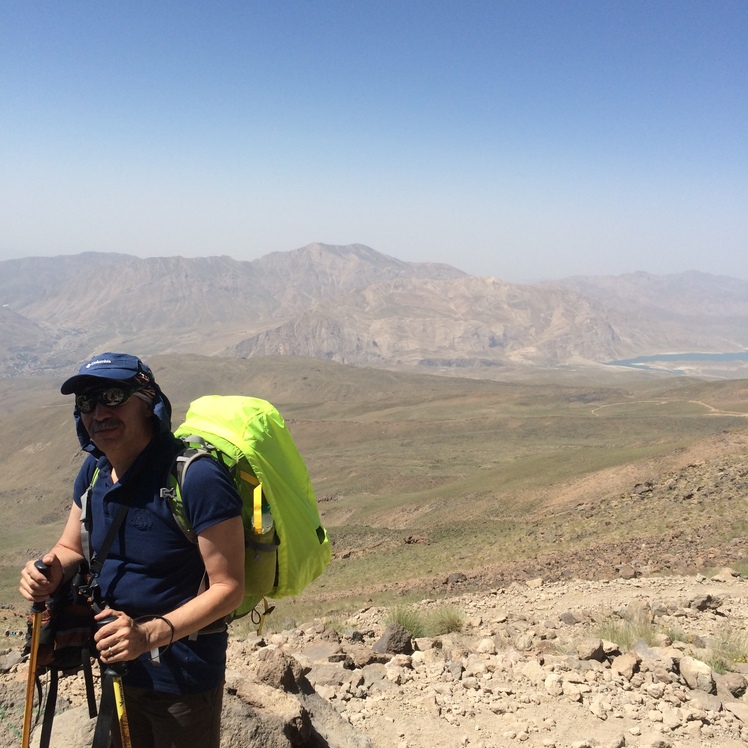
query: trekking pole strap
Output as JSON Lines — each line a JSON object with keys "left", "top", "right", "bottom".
{"left": 82, "top": 647, "right": 98, "bottom": 718}
{"left": 92, "top": 669, "right": 114, "bottom": 748}
{"left": 39, "top": 668, "right": 58, "bottom": 748}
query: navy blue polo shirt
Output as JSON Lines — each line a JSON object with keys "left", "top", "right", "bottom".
{"left": 73, "top": 432, "right": 242, "bottom": 694}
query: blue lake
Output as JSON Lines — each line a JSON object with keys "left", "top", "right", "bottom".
{"left": 607, "top": 351, "right": 748, "bottom": 373}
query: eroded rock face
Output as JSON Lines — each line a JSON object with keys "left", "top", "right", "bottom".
{"left": 5, "top": 573, "right": 748, "bottom": 748}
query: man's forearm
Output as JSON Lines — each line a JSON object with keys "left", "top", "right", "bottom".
{"left": 49, "top": 542, "right": 86, "bottom": 582}
{"left": 142, "top": 581, "right": 244, "bottom": 647}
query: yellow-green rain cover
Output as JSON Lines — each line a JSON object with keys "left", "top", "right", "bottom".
{"left": 174, "top": 395, "right": 331, "bottom": 618}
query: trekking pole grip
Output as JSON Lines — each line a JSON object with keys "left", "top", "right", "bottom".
{"left": 96, "top": 614, "right": 129, "bottom": 673}
{"left": 31, "top": 560, "right": 49, "bottom": 612}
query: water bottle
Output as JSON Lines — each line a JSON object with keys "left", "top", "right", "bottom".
{"left": 260, "top": 508, "right": 274, "bottom": 536}
{"left": 254, "top": 499, "right": 274, "bottom": 541}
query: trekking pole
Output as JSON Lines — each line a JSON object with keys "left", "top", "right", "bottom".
{"left": 93, "top": 662, "right": 131, "bottom": 748}
{"left": 21, "top": 560, "right": 48, "bottom": 748}
{"left": 92, "top": 617, "right": 132, "bottom": 748}
{"left": 110, "top": 664, "right": 132, "bottom": 748}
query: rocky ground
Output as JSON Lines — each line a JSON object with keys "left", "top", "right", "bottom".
{"left": 3, "top": 569, "right": 748, "bottom": 748}
{"left": 2, "top": 441, "right": 747, "bottom": 747}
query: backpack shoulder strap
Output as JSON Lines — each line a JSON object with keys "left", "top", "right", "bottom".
{"left": 159, "top": 440, "right": 217, "bottom": 544}
{"left": 160, "top": 439, "right": 232, "bottom": 639}
{"left": 79, "top": 467, "right": 99, "bottom": 565}
{"left": 88, "top": 502, "right": 129, "bottom": 579}
{"left": 79, "top": 467, "right": 130, "bottom": 605}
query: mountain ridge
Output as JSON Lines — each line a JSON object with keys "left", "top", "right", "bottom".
{"left": 1, "top": 243, "right": 746, "bottom": 377}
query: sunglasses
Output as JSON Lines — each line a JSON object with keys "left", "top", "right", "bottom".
{"left": 75, "top": 385, "right": 141, "bottom": 414}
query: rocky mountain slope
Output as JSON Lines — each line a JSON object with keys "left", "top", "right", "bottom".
{"left": 1, "top": 244, "right": 746, "bottom": 377}
{"left": 2, "top": 443, "right": 748, "bottom": 747}
{"left": 231, "top": 276, "right": 626, "bottom": 368}
{"left": 4, "top": 573, "right": 748, "bottom": 748}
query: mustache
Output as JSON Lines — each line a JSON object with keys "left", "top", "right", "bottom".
{"left": 89, "top": 418, "right": 122, "bottom": 434}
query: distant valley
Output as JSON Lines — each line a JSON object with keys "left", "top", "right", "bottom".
{"left": 1, "top": 243, "right": 747, "bottom": 379}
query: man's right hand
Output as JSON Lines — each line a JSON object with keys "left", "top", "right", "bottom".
{"left": 19, "top": 553, "right": 62, "bottom": 603}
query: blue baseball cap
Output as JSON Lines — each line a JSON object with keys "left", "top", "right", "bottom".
{"left": 60, "top": 352, "right": 155, "bottom": 394}
{"left": 61, "top": 353, "right": 173, "bottom": 453}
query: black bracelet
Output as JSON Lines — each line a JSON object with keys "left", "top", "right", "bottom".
{"left": 134, "top": 614, "right": 175, "bottom": 652}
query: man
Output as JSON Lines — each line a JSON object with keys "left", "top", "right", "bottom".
{"left": 20, "top": 353, "right": 244, "bottom": 748}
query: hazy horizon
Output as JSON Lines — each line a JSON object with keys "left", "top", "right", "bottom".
{"left": 2, "top": 243, "right": 748, "bottom": 286}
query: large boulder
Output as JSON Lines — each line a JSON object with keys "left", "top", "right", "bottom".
{"left": 372, "top": 623, "right": 413, "bottom": 655}
{"left": 679, "top": 655, "right": 716, "bottom": 694}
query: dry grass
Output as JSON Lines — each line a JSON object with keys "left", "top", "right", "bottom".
{"left": 386, "top": 604, "right": 464, "bottom": 638}
{"left": 595, "top": 617, "right": 660, "bottom": 651}
{"left": 387, "top": 606, "right": 427, "bottom": 639}
{"left": 707, "top": 626, "right": 748, "bottom": 673}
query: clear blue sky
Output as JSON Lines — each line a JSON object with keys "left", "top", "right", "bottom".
{"left": 1, "top": 1, "right": 745, "bottom": 281}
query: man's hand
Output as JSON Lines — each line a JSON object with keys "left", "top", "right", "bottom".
{"left": 19, "top": 553, "right": 62, "bottom": 603}
{"left": 95, "top": 608, "right": 171, "bottom": 663}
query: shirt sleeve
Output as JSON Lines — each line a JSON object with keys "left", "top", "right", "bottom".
{"left": 180, "top": 455, "right": 243, "bottom": 536}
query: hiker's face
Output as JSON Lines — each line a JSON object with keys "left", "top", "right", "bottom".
{"left": 79, "top": 391, "right": 153, "bottom": 458}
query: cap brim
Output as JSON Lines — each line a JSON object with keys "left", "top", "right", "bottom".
{"left": 60, "top": 369, "right": 137, "bottom": 395}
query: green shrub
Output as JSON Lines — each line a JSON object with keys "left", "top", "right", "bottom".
{"left": 596, "top": 616, "right": 658, "bottom": 651}
{"left": 386, "top": 604, "right": 464, "bottom": 638}
{"left": 425, "top": 605, "right": 464, "bottom": 636}
{"left": 709, "top": 627, "right": 748, "bottom": 670}
{"left": 387, "top": 606, "right": 426, "bottom": 639}
{"left": 663, "top": 625, "right": 693, "bottom": 645}
{"left": 704, "top": 654, "right": 729, "bottom": 675}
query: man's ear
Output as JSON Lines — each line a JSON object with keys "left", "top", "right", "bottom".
{"left": 133, "top": 395, "right": 154, "bottom": 421}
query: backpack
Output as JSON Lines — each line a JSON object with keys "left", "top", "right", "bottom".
{"left": 30, "top": 576, "right": 97, "bottom": 674}
{"left": 170, "top": 395, "right": 331, "bottom": 622}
